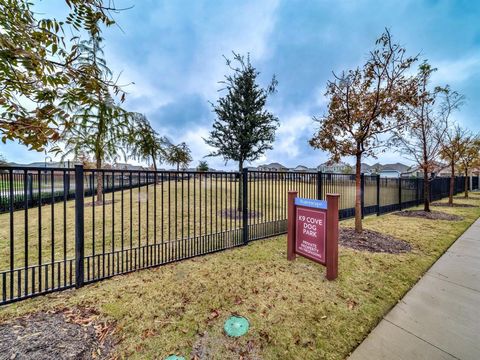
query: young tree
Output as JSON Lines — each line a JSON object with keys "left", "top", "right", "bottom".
{"left": 204, "top": 52, "right": 279, "bottom": 210}
{"left": 197, "top": 161, "right": 209, "bottom": 172}
{"left": 440, "top": 125, "right": 468, "bottom": 205}
{"left": 457, "top": 133, "right": 480, "bottom": 198}
{"left": 62, "top": 36, "right": 130, "bottom": 203}
{"left": 341, "top": 164, "right": 354, "bottom": 174}
{"left": 0, "top": 153, "right": 7, "bottom": 166}
{"left": 165, "top": 142, "right": 192, "bottom": 171}
{"left": 127, "top": 113, "right": 170, "bottom": 171}
{"left": 392, "top": 62, "right": 462, "bottom": 211}
{"left": 309, "top": 30, "right": 417, "bottom": 233}
{"left": 0, "top": 0, "right": 123, "bottom": 150}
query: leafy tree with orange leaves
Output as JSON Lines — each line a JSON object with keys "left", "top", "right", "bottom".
{"left": 310, "top": 30, "right": 417, "bottom": 233}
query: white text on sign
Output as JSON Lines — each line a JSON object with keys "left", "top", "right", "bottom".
{"left": 298, "top": 215, "right": 323, "bottom": 237}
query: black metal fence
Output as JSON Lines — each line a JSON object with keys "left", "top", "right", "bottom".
{"left": 0, "top": 170, "right": 154, "bottom": 213}
{"left": 0, "top": 165, "right": 478, "bottom": 305}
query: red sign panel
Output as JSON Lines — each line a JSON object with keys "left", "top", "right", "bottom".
{"left": 295, "top": 206, "right": 326, "bottom": 264}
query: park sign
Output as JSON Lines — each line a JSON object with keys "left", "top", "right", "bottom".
{"left": 287, "top": 192, "right": 339, "bottom": 280}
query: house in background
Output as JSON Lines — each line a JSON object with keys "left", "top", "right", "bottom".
{"left": 317, "top": 161, "right": 351, "bottom": 173}
{"left": 257, "top": 162, "right": 288, "bottom": 172}
{"left": 403, "top": 161, "right": 448, "bottom": 178}
{"left": 113, "top": 163, "right": 146, "bottom": 171}
{"left": 292, "top": 165, "right": 311, "bottom": 172}
{"left": 379, "top": 169, "right": 401, "bottom": 178}
{"left": 360, "top": 163, "right": 374, "bottom": 174}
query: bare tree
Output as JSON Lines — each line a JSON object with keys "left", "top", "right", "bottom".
{"left": 392, "top": 62, "right": 462, "bottom": 211}
{"left": 440, "top": 125, "right": 468, "bottom": 205}
{"left": 458, "top": 133, "right": 480, "bottom": 198}
{"left": 310, "top": 30, "right": 417, "bottom": 233}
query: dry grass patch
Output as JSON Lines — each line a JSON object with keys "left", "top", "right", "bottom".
{"left": 0, "top": 197, "right": 479, "bottom": 360}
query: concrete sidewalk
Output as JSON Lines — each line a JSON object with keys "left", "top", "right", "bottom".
{"left": 349, "top": 217, "right": 480, "bottom": 360}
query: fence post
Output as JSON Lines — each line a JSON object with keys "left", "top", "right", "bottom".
{"left": 317, "top": 171, "right": 323, "bottom": 200}
{"left": 242, "top": 168, "right": 249, "bottom": 245}
{"left": 66, "top": 171, "right": 71, "bottom": 195}
{"left": 89, "top": 173, "right": 93, "bottom": 194}
{"left": 398, "top": 177, "right": 402, "bottom": 210}
{"left": 75, "top": 165, "right": 85, "bottom": 288}
{"left": 63, "top": 171, "right": 68, "bottom": 198}
{"left": 326, "top": 194, "right": 339, "bottom": 281}
{"left": 376, "top": 174, "right": 380, "bottom": 216}
{"left": 27, "top": 173, "right": 33, "bottom": 205}
{"left": 360, "top": 173, "right": 365, "bottom": 219}
{"left": 415, "top": 177, "right": 419, "bottom": 205}
{"left": 287, "top": 191, "right": 297, "bottom": 261}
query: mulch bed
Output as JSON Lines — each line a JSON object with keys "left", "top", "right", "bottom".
{"left": 219, "top": 208, "right": 262, "bottom": 220}
{"left": 432, "top": 202, "right": 478, "bottom": 208}
{"left": 395, "top": 210, "right": 463, "bottom": 221}
{"left": 339, "top": 228, "right": 411, "bottom": 254}
{"left": 0, "top": 307, "right": 115, "bottom": 360}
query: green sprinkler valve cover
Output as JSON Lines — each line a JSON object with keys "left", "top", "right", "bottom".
{"left": 165, "top": 355, "right": 185, "bottom": 360}
{"left": 224, "top": 315, "right": 250, "bottom": 337}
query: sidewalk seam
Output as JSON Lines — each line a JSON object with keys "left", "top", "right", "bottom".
{"left": 425, "top": 272, "right": 480, "bottom": 294}
{"left": 382, "top": 319, "right": 461, "bottom": 360}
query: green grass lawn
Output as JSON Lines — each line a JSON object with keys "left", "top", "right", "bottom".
{"left": 0, "top": 178, "right": 410, "bottom": 273}
{"left": 1, "top": 194, "right": 479, "bottom": 359}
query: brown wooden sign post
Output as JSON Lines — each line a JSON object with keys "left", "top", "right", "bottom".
{"left": 287, "top": 191, "right": 339, "bottom": 280}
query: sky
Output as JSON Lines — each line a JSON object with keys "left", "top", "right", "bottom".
{"left": 1, "top": 0, "right": 480, "bottom": 169}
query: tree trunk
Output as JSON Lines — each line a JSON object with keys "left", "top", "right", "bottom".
{"left": 152, "top": 153, "right": 157, "bottom": 172}
{"left": 96, "top": 158, "right": 103, "bottom": 203}
{"left": 448, "top": 161, "right": 454, "bottom": 206}
{"left": 238, "top": 160, "right": 244, "bottom": 212}
{"left": 354, "top": 153, "right": 363, "bottom": 233}
{"left": 464, "top": 169, "right": 469, "bottom": 198}
{"left": 423, "top": 167, "right": 430, "bottom": 212}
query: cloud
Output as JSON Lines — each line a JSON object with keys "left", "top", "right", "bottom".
{"left": 273, "top": 113, "right": 312, "bottom": 158}
{"left": 432, "top": 53, "right": 480, "bottom": 84}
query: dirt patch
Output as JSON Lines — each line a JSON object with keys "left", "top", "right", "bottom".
{"left": 0, "top": 307, "right": 115, "bottom": 360}
{"left": 395, "top": 210, "right": 463, "bottom": 221}
{"left": 432, "top": 202, "right": 478, "bottom": 208}
{"left": 84, "top": 200, "right": 116, "bottom": 207}
{"left": 192, "top": 331, "right": 261, "bottom": 360}
{"left": 339, "top": 228, "right": 411, "bottom": 254}
{"left": 219, "top": 208, "right": 262, "bottom": 220}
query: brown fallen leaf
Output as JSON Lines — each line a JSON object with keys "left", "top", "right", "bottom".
{"left": 347, "top": 299, "right": 358, "bottom": 310}
{"left": 208, "top": 309, "right": 220, "bottom": 320}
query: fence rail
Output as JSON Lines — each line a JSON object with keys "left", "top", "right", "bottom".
{"left": 0, "top": 165, "right": 478, "bottom": 305}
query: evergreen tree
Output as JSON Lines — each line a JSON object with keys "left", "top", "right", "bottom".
{"left": 205, "top": 52, "right": 279, "bottom": 210}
